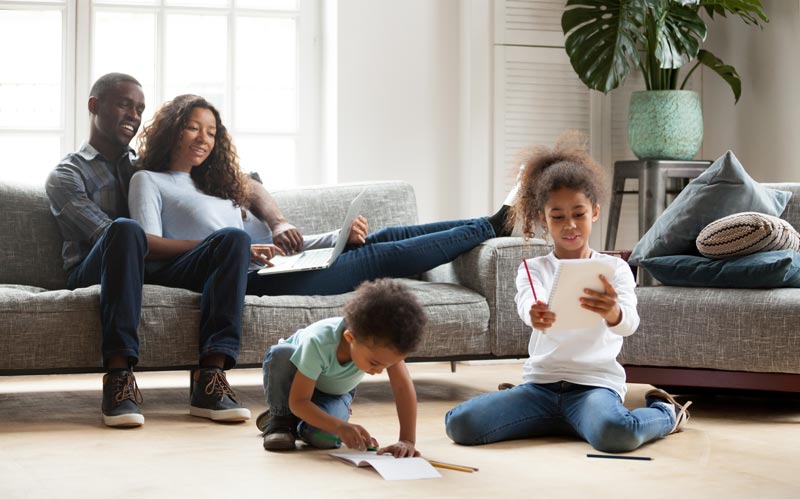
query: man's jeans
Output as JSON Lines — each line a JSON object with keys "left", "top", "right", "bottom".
{"left": 247, "top": 218, "right": 495, "bottom": 296}
{"left": 444, "top": 381, "right": 675, "bottom": 453}
{"left": 262, "top": 343, "right": 354, "bottom": 449}
{"left": 68, "top": 219, "right": 251, "bottom": 368}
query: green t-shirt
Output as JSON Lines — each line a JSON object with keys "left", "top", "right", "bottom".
{"left": 282, "top": 317, "right": 365, "bottom": 395}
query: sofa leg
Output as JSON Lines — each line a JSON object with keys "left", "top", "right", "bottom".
{"left": 450, "top": 361, "right": 457, "bottom": 373}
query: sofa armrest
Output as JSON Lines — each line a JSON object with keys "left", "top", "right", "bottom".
{"left": 448, "top": 237, "right": 551, "bottom": 357}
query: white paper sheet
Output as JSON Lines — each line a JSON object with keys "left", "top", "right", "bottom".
{"left": 330, "top": 452, "right": 441, "bottom": 481}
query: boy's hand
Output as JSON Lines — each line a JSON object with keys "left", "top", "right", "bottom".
{"left": 580, "top": 274, "right": 622, "bottom": 326}
{"left": 529, "top": 300, "right": 555, "bottom": 330}
{"left": 377, "top": 439, "right": 419, "bottom": 458}
{"left": 336, "top": 422, "right": 374, "bottom": 451}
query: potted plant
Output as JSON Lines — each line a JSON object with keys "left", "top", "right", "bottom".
{"left": 562, "top": 0, "right": 768, "bottom": 160}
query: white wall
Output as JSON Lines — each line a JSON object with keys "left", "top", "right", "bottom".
{"left": 702, "top": 0, "right": 800, "bottom": 182}
{"left": 331, "top": 0, "right": 474, "bottom": 222}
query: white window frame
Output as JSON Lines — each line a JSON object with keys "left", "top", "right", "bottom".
{"left": 1, "top": 0, "right": 320, "bottom": 186}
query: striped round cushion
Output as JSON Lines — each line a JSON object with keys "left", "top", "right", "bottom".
{"left": 696, "top": 212, "right": 800, "bottom": 259}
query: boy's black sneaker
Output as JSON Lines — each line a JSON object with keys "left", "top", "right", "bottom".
{"left": 102, "top": 369, "right": 144, "bottom": 428}
{"left": 189, "top": 367, "right": 251, "bottom": 422}
{"left": 261, "top": 411, "right": 299, "bottom": 451}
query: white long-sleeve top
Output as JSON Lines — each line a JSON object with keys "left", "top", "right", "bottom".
{"left": 515, "top": 251, "right": 639, "bottom": 399}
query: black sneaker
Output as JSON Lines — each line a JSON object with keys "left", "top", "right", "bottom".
{"left": 189, "top": 367, "right": 251, "bottom": 422}
{"left": 261, "top": 411, "right": 299, "bottom": 451}
{"left": 102, "top": 369, "right": 144, "bottom": 428}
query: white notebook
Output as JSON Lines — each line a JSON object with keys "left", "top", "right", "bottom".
{"left": 546, "top": 259, "right": 615, "bottom": 333}
{"left": 329, "top": 452, "right": 441, "bottom": 481}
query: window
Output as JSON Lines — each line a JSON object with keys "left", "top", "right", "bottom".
{"left": 0, "top": 0, "right": 319, "bottom": 190}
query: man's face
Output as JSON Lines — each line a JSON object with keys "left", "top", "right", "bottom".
{"left": 90, "top": 81, "right": 145, "bottom": 151}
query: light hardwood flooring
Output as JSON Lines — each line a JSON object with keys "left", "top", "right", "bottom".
{"left": 1, "top": 361, "right": 799, "bottom": 499}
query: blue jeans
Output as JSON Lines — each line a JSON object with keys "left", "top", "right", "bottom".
{"left": 68, "top": 220, "right": 251, "bottom": 369}
{"left": 444, "top": 381, "right": 675, "bottom": 453}
{"left": 262, "top": 343, "right": 354, "bottom": 449}
{"left": 246, "top": 218, "right": 495, "bottom": 296}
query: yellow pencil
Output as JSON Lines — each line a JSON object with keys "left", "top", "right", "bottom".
{"left": 427, "top": 460, "right": 479, "bottom": 473}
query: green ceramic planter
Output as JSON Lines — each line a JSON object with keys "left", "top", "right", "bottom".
{"left": 628, "top": 90, "right": 703, "bottom": 160}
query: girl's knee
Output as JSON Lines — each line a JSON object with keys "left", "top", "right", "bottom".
{"left": 589, "top": 420, "right": 642, "bottom": 453}
{"left": 107, "top": 218, "right": 146, "bottom": 248}
{"left": 444, "top": 408, "right": 482, "bottom": 446}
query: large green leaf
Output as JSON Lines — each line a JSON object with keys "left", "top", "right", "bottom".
{"left": 653, "top": 2, "right": 707, "bottom": 70}
{"left": 696, "top": 49, "right": 742, "bottom": 102}
{"left": 562, "top": 0, "right": 647, "bottom": 93}
{"left": 700, "top": 0, "right": 768, "bottom": 26}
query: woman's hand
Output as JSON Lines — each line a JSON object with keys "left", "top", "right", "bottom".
{"left": 271, "top": 222, "right": 304, "bottom": 254}
{"left": 250, "top": 244, "right": 285, "bottom": 266}
{"left": 529, "top": 300, "right": 556, "bottom": 331}
{"left": 377, "top": 440, "right": 419, "bottom": 458}
{"left": 580, "top": 274, "right": 622, "bottom": 326}
{"left": 347, "top": 215, "right": 368, "bottom": 245}
{"left": 336, "top": 422, "right": 375, "bottom": 451}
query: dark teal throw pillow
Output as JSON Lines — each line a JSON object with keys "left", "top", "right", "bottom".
{"left": 640, "top": 250, "right": 800, "bottom": 288}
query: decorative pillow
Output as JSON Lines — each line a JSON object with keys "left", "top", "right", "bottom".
{"left": 696, "top": 212, "right": 800, "bottom": 259}
{"left": 628, "top": 151, "right": 792, "bottom": 265}
{"left": 639, "top": 250, "right": 800, "bottom": 288}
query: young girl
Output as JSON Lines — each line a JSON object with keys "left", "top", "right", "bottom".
{"left": 444, "top": 132, "right": 692, "bottom": 453}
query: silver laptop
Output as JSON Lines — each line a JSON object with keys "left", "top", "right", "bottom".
{"left": 256, "top": 190, "right": 366, "bottom": 275}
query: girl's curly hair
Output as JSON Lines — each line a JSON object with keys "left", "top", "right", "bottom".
{"left": 506, "top": 130, "right": 607, "bottom": 239}
{"left": 137, "top": 94, "right": 249, "bottom": 207}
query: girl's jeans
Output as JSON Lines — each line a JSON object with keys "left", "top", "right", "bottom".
{"left": 444, "top": 381, "right": 675, "bottom": 453}
{"left": 262, "top": 343, "right": 354, "bottom": 449}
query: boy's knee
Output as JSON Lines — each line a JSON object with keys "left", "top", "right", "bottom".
{"left": 263, "top": 344, "right": 296, "bottom": 369}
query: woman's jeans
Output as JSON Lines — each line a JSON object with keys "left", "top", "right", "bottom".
{"left": 262, "top": 343, "right": 354, "bottom": 449}
{"left": 246, "top": 218, "right": 495, "bottom": 296}
{"left": 444, "top": 381, "right": 675, "bottom": 453}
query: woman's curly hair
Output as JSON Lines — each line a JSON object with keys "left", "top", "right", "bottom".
{"left": 137, "top": 94, "right": 249, "bottom": 207}
{"left": 506, "top": 130, "right": 607, "bottom": 239}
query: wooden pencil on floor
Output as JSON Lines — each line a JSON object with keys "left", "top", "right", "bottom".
{"left": 427, "top": 460, "right": 479, "bottom": 473}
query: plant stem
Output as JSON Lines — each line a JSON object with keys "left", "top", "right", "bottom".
{"left": 681, "top": 62, "right": 701, "bottom": 90}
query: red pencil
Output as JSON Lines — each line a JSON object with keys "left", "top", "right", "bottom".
{"left": 522, "top": 258, "right": 538, "bottom": 301}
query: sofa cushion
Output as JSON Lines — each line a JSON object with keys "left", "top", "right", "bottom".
{"left": 696, "top": 212, "right": 800, "bottom": 259}
{"left": 629, "top": 151, "right": 792, "bottom": 265}
{"left": 0, "top": 279, "right": 491, "bottom": 373}
{"left": 639, "top": 250, "right": 800, "bottom": 288}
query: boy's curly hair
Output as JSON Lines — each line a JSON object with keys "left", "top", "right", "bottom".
{"left": 506, "top": 130, "right": 607, "bottom": 239}
{"left": 343, "top": 279, "right": 427, "bottom": 355}
{"left": 137, "top": 94, "right": 249, "bottom": 207}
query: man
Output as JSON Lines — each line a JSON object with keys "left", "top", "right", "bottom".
{"left": 46, "top": 73, "right": 303, "bottom": 428}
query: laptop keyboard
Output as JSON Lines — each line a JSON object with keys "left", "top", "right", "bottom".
{"left": 295, "top": 250, "right": 331, "bottom": 268}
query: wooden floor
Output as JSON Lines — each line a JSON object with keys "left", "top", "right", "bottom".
{"left": 1, "top": 361, "right": 799, "bottom": 499}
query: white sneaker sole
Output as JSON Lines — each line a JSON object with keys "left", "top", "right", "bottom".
{"left": 103, "top": 413, "right": 145, "bottom": 427}
{"left": 190, "top": 406, "right": 251, "bottom": 422}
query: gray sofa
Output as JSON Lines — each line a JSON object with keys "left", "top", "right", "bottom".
{"left": 2, "top": 179, "right": 798, "bottom": 393}
{"left": 0, "top": 180, "right": 542, "bottom": 375}
{"left": 619, "top": 183, "right": 800, "bottom": 392}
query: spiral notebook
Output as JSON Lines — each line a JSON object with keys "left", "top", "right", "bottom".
{"left": 546, "top": 259, "right": 615, "bottom": 333}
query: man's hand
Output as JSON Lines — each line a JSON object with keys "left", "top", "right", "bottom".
{"left": 271, "top": 222, "right": 304, "bottom": 254}
{"left": 347, "top": 215, "right": 368, "bottom": 246}
{"left": 250, "top": 244, "right": 285, "bottom": 266}
{"left": 377, "top": 439, "right": 419, "bottom": 458}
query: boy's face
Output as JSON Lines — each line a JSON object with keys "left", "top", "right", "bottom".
{"left": 343, "top": 330, "right": 405, "bottom": 375}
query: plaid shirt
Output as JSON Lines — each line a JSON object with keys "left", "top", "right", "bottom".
{"left": 45, "top": 142, "right": 138, "bottom": 271}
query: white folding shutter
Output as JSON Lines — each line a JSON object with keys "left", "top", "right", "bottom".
{"left": 494, "top": 0, "right": 566, "bottom": 46}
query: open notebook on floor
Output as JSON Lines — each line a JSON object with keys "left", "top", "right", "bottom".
{"left": 257, "top": 190, "right": 366, "bottom": 275}
{"left": 329, "top": 452, "right": 441, "bottom": 481}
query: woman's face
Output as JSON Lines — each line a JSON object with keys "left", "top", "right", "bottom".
{"left": 170, "top": 106, "right": 216, "bottom": 171}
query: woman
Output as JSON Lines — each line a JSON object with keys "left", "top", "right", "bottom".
{"left": 129, "top": 94, "right": 513, "bottom": 297}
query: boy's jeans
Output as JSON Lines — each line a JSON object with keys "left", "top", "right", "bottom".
{"left": 445, "top": 381, "right": 675, "bottom": 453}
{"left": 262, "top": 343, "right": 354, "bottom": 449}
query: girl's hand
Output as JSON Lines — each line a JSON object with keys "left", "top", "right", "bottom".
{"left": 377, "top": 440, "right": 420, "bottom": 458}
{"left": 580, "top": 274, "right": 622, "bottom": 326}
{"left": 347, "top": 215, "right": 368, "bottom": 245}
{"left": 530, "top": 300, "right": 556, "bottom": 331}
{"left": 336, "top": 422, "right": 374, "bottom": 451}
{"left": 250, "top": 244, "right": 285, "bottom": 266}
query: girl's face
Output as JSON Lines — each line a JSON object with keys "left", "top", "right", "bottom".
{"left": 540, "top": 187, "right": 599, "bottom": 259}
{"left": 169, "top": 106, "right": 216, "bottom": 172}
